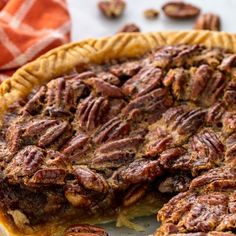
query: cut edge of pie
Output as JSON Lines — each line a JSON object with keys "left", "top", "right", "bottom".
{"left": 1, "top": 30, "right": 236, "bottom": 236}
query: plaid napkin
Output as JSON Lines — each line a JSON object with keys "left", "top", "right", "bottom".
{"left": 0, "top": 0, "right": 71, "bottom": 81}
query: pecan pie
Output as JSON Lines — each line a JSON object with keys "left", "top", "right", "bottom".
{"left": 0, "top": 31, "right": 236, "bottom": 236}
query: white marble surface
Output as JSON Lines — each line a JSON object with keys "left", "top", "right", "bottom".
{"left": 66, "top": 1, "right": 236, "bottom": 235}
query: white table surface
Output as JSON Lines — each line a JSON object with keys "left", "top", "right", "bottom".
{"left": 66, "top": 1, "right": 236, "bottom": 235}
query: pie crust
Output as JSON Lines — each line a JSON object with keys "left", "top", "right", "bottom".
{"left": 1, "top": 30, "right": 236, "bottom": 236}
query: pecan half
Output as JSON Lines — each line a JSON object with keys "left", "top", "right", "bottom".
{"left": 111, "top": 159, "right": 162, "bottom": 188}
{"left": 97, "top": 136, "right": 143, "bottom": 153}
{"left": 223, "top": 81, "right": 236, "bottom": 109}
{"left": 122, "top": 67, "right": 162, "bottom": 97}
{"left": 144, "top": 126, "right": 173, "bottom": 157}
{"left": 64, "top": 224, "right": 109, "bottom": 236}
{"left": 22, "top": 86, "right": 46, "bottom": 115}
{"left": 23, "top": 118, "right": 72, "bottom": 149}
{"left": 218, "top": 54, "right": 236, "bottom": 72}
{"left": 163, "top": 105, "right": 206, "bottom": 140}
{"left": 194, "top": 13, "right": 221, "bottom": 31}
{"left": 62, "top": 133, "right": 90, "bottom": 161}
{"left": 109, "top": 61, "right": 141, "bottom": 78}
{"left": 163, "top": 68, "right": 188, "bottom": 100}
{"left": 44, "top": 77, "right": 77, "bottom": 117}
{"left": 38, "top": 121, "right": 69, "bottom": 148}
{"left": 117, "top": 23, "right": 140, "bottom": 33}
{"left": 5, "top": 146, "right": 44, "bottom": 181}
{"left": 223, "top": 112, "right": 236, "bottom": 135}
{"left": 144, "top": 9, "right": 159, "bottom": 19}
{"left": 93, "top": 117, "right": 130, "bottom": 144}
{"left": 76, "top": 96, "right": 109, "bottom": 131}
{"left": 98, "top": 0, "right": 126, "bottom": 18}
{"left": 162, "top": 1, "right": 200, "bottom": 19}
{"left": 206, "top": 102, "right": 225, "bottom": 127}
{"left": 188, "top": 129, "right": 224, "bottom": 174}
{"left": 91, "top": 151, "right": 135, "bottom": 172}
{"left": 225, "top": 133, "right": 236, "bottom": 165}
{"left": 84, "top": 78, "right": 123, "bottom": 97}
{"left": 74, "top": 166, "right": 108, "bottom": 193}
{"left": 122, "top": 88, "right": 173, "bottom": 121}
{"left": 29, "top": 168, "right": 66, "bottom": 185}
{"left": 6, "top": 124, "right": 24, "bottom": 154}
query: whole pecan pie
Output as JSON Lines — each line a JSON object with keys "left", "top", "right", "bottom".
{"left": 0, "top": 31, "right": 236, "bottom": 236}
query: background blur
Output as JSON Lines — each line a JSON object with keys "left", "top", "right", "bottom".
{"left": 68, "top": 0, "right": 235, "bottom": 41}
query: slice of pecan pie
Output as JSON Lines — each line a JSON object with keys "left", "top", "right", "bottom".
{"left": 0, "top": 31, "right": 236, "bottom": 236}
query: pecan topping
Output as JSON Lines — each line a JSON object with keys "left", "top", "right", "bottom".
{"left": 37, "top": 121, "right": 69, "bottom": 148}
{"left": 223, "top": 112, "right": 236, "bottom": 135}
{"left": 144, "top": 9, "right": 159, "bottom": 19}
{"left": 97, "top": 136, "right": 143, "bottom": 153}
{"left": 190, "top": 65, "right": 213, "bottom": 101}
{"left": 163, "top": 68, "right": 188, "bottom": 99}
{"left": 23, "top": 86, "right": 46, "bottom": 115}
{"left": 19, "top": 118, "right": 72, "bottom": 149}
{"left": 3, "top": 43, "right": 236, "bottom": 235}
{"left": 91, "top": 151, "right": 135, "bottom": 171}
{"left": 158, "top": 191, "right": 232, "bottom": 234}
{"left": 223, "top": 81, "right": 236, "bottom": 109}
{"left": 74, "top": 166, "right": 108, "bottom": 193}
{"left": 190, "top": 167, "right": 236, "bottom": 191}
{"left": 64, "top": 224, "right": 109, "bottom": 236}
{"left": 194, "top": 13, "right": 221, "bottom": 31}
{"left": 76, "top": 96, "right": 109, "bottom": 131}
{"left": 6, "top": 124, "right": 23, "bottom": 154}
{"left": 44, "top": 77, "right": 77, "bottom": 117}
{"left": 93, "top": 117, "right": 130, "bottom": 144}
{"left": 225, "top": 133, "right": 236, "bottom": 165}
{"left": 29, "top": 168, "right": 66, "bottom": 185}
{"left": 206, "top": 102, "right": 225, "bottom": 127}
{"left": 218, "top": 54, "right": 236, "bottom": 72}
{"left": 62, "top": 133, "right": 90, "bottom": 161}
{"left": 6, "top": 146, "right": 44, "bottom": 180}
{"left": 188, "top": 129, "right": 224, "bottom": 174}
{"left": 110, "top": 61, "right": 141, "bottom": 78}
{"left": 117, "top": 23, "right": 140, "bottom": 33}
{"left": 190, "top": 66, "right": 226, "bottom": 105}
{"left": 84, "top": 78, "right": 123, "bottom": 97}
{"left": 163, "top": 105, "right": 206, "bottom": 139}
{"left": 111, "top": 159, "right": 162, "bottom": 188}
{"left": 162, "top": 1, "right": 200, "bottom": 19}
{"left": 122, "top": 88, "right": 173, "bottom": 121}
{"left": 98, "top": 0, "right": 126, "bottom": 18}
{"left": 144, "top": 126, "right": 173, "bottom": 157}
{"left": 122, "top": 67, "right": 162, "bottom": 97}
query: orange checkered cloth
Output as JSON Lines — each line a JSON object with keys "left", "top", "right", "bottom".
{"left": 0, "top": 0, "right": 71, "bottom": 81}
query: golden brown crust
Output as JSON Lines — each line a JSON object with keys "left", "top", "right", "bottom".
{"left": 1, "top": 30, "right": 236, "bottom": 235}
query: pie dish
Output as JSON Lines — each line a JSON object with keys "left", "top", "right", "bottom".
{"left": 0, "top": 30, "right": 236, "bottom": 236}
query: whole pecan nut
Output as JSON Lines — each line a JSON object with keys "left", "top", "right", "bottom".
{"left": 116, "top": 23, "right": 140, "bottom": 33}
{"left": 194, "top": 13, "right": 221, "bottom": 31}
{"left": 98, "top": 0, "right": 126, "bottom": 18}
{"left": 162, "top": 1, "right": 200, "bottom": 19}
{"left": 144, "top": 9, "right": 159, "bottom": 19}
